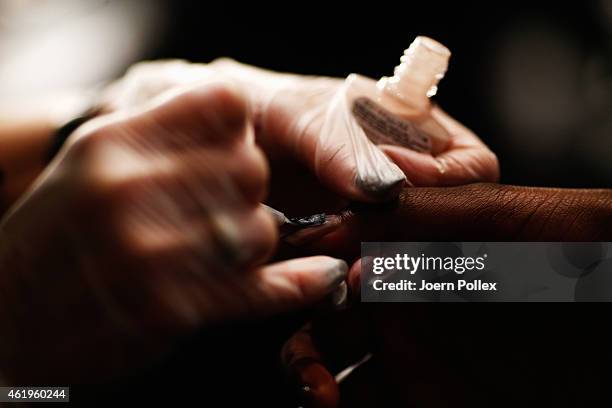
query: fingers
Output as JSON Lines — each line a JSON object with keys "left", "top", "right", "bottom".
{"left": 281, "top": 290, "right": 374, "bottom": 408}
{"left": 380, "top": 144, "right": 499, "bottom": 186}
{"left": 69, "top": 82, "right": 256, "bottom": 181}
{"left": 379, "top": 106, "right": 499, "bottom": 186}
{"left": 70, "top": 83, "right": 276, "bottom": 273}
{"left": 282, "top": 324, "right": 340, "bottom": 408}
{"left": 101, "top": 60, "right": 221, "bottom": 112}
{"left": 146, "top": 255, "right": 348, "bottom": 329}
{"left": 256, "top": 77, "right": 407, "bottom": 205}
{"left": 305, "top": 184, "right": 612, "bottom": 259}
{"left": 245, "top": 256, "right": 348, "bottom": 316}
{"left": 278, "top": 259, "right": 375, "bottom": 408}
{"left": 348, "top": 257, "right": 362, "bottom": 297}
{"left": 173, "top": 62, "right": 408, "bottom": 203}
{"left": 430, "top": 105, "right": 500, "bottom": 184}
{"left": 113, "top": 81, "right": 254, "bottom": 151}
{"left": 304, "top": 85, "right": 408, "bottom": 202}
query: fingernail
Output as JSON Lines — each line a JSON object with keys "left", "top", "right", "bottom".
{"left": 261, "top": 204, "right": 288, "bottom": 227}
{"left": 325, "top": 259, "right": 348, "bottom": 291}
{"left": 354, "top": 139, "right": 409, "bottom": 199}
{"left": 284, "top": 214, "right": 343, "bottom": 246}
{"left": 356, "top": 173, "right": 407, "bottom": 199}
{"left": 331, "top": 281, "right": 348, "bottom": 309}
{"left": 355, "top": 161, "right": 408, "bottom": 199}
{"left": 209, "top": 212, "right": 250, "bottom": 266}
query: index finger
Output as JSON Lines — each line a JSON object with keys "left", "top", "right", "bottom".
{"left": 379, "top": 106, "right": 499, "bottom": 186}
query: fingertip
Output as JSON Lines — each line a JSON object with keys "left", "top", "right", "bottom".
{"left": 309, "top": 256, "right": 349, "bottom": 296}
{"left": 234, "top": 144, "right": 270, "bottom": 204}
{"left": 318, "top": 159, "right": 407, "bottom": 204}
{"left": 296, "top": 360, "right": 340, "bottom": 408}
{"left": 483, "top": 149, "right": 501, "bottom": 182}
{"left": 379, "top": 144, "right": 441, "bottom": 186}
{"left": 354, "top": 171, "right": 408, "bottom": 201}
{"left": 348, "top": 258, "right": 362, "bottom": 298}
{"left": 262, "top": 256, "right": 348, "bottom": 304}
{"left": 351, "top": 138, "right": 408, "bottom": 201}
{"left": 239, "top": 204, "right": 278, "bottom": 267}
{"left": 312, "top": 137, "right": 406, "bottom": 203}
{"left": 351, "top": 151, "right": 408, "bottom": 202}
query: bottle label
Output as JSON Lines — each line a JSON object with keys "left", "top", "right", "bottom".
{"left": 352, "top": 97, "right": 431, "bottom": 153}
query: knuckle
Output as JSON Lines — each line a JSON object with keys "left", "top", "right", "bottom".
{"left": 208, "top": 57, "right": 240, "bottom": 69}
{"left": 242, "top": 207, "right": 277, "bottom": 265}
{"left": 201, "top": 82, "right": 249, "bottom": 131}
{"left": 161, "top": 82, "right": 250, "bottom": 146}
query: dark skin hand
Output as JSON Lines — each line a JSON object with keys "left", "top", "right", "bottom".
{"left": 282, "top": 183, "right": 612, "bottom": 408}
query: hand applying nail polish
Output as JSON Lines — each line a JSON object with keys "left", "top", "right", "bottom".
{"left": 99, "top": 55, "right": 499, "bottom": 216}
{"left": 0, "top": 82, "right": 348, "bottom": 385}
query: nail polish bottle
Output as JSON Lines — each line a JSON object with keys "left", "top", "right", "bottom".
{"left": 346, "top": 36, "right": 451, "bottom": 154}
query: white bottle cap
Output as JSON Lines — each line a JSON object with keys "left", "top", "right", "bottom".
{"left": 378, "top": 36, "right": 451, "bottom": 110}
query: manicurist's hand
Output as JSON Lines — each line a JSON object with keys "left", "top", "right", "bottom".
{"left": 99, "top": 59, "right": 499, "bottom": 215}
{"left": 0, "top": 83, "right": 347, "bottom": 384}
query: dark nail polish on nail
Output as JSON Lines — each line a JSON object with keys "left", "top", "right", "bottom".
{"left": 326, "top": 260, "right": 348, "bottom": 290}
{"left": 331, "top": 281, "right": 348, "bottom": 309}
{"left": 356, "top": 175, "right": 408, "bottom": 200}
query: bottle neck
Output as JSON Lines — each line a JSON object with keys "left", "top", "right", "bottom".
{"left": 378, "top": 36, "right": 450, "bottom": 112}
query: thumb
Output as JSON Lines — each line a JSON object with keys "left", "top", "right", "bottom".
{"left": 205, "top": 61, "right": 407, "bottom": 202}
{"left": 257, "top": 77, "right": 408, "bottom": 204}
{"left": 245, "top": 256, "right": 348, "bottom": 316}
{"left": 305, "top": 83, "right": 408, "bottom": 202}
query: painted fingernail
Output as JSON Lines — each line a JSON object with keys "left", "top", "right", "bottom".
{"left": 355, "top": 143, "right": 408, "bottom": 199}
{"left": 325, "top": 259, "right": 348, "bottom": 291}
{"left": 283, "top": 214, "right": 343, "bottom": 246}
{"left": 356, "top": 172, "right": 407, "bottom": 199}
{"left": 331, "top": 281, "right": 348, "bottom": 309}
{"left": 209, "top": 212, "right": 250, "bottom": 266}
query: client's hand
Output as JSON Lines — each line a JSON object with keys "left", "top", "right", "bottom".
{"left": 0, "top": 83, "right": 347, "bottom": 384}
{"left": 281, "top": 183, "right": 612, "bottom": 408}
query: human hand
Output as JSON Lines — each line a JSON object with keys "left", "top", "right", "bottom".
{"left": 99, "top": 59, "right": 499, "bottom": 215}
{"left": 0, "top": 82, "right": 348, "bottom": 384}
{"left": 281, "top": 183, "right": 612, "bottom": 407}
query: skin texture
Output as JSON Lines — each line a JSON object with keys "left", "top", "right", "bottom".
{"left": 282, "top": 183, "right": 612, "bottom": 408}
{"left": 0, "top": 83, "right": 348, "bottom": 385}
{"left": 310, "top": 183, "right": 612, "bottom": 256}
